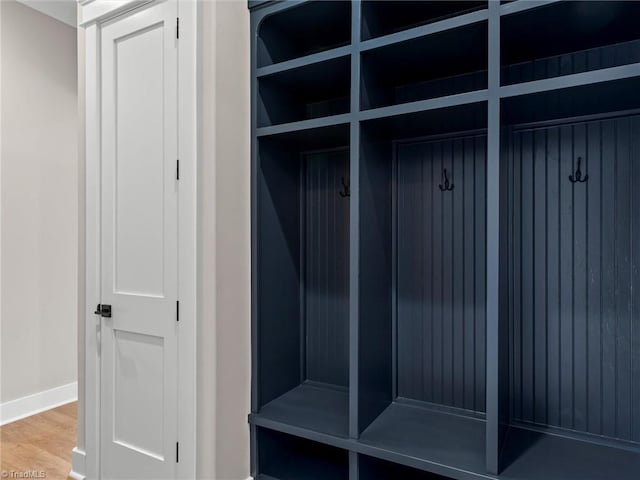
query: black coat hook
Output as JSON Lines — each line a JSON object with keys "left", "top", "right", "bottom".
{"left": 439, "top": 168, "right": 454, "bottom": 192}
{"left": 339, "top": 176, "right": 350, "bottom": 197}
{"left": 569, "top": 156, "right": 588, "bottom": 183}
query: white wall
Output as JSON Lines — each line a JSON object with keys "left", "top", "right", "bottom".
{"left": 0, "top": 0, "right": 78, "bottom": 405}
{"left": 197, "top": 2, "right": 251, "bottom": 478}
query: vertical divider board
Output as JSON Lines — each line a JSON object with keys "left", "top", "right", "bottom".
{"left": 485, "top": 1, "right": 506, "bottom": 475}
{"left": 349, "top": 1, "right": 361, "bottom": 444}
{"left": 349, "top": 2, "right": 360, "bottom": 442}
{"left": 249, "top": 1, "right": 640, "bottom": 479}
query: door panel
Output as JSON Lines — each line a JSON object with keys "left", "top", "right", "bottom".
{"left": 100, "top": 2, "right": 178, "bottom": 478}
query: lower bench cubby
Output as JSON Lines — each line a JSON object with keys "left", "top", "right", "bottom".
{"left": 358, "top": 454, "right": 449, "bottom": 480}
{"left": 357, "top": 102, "right": 488, "bottom": 478}
{"left": 255, "top": 429, "right": 349, "bottom": 480}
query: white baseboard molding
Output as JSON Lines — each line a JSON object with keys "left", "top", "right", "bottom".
{"left": 0, "top": 381, "right": 77, "bottom": 426}
{"left": 69, "top": 447, "right": 86, "bottom": 480}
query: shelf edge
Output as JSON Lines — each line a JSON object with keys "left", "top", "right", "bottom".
{"left": 359, "top": 90, "right": 489, "bottom": 122}
{"left": 354, "top": 441, "right": 496, "bottom": 480}
{"left": 249, "top": 413, "right": 352, "bottom": 450}
{"left": 499, "top": 0, "right": 559, "bottom": 17}
{"left": 256, "top": 114, "right": 351, "bottom": 137}
{"left": 500, "top": 63, "right": 640, "bottom": 98}
{"left": 360, "top": 9, "right": 489, "bottom": 53}
{"left": 256, "top": 46, "right": 351, "bottom": 78}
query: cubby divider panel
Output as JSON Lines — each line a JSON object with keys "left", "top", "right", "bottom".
{"left": 256, "top": 124, "right": 350, "bottom": 438}
{"left": 361, "top": 22, "right": 487, "bottom": 110}
{"left": 357, "top": 103, "right": 488, "bottom": 477}
{"left": 361, "top": 1, "right": 487, "bottom": 41}
{"left": 500, "top": 77, "right": 640, "bottom": 478}
{"left": 258, "top": 56, "right": 350, "bottom": 127}
{"left": 502, "top": 1, "right": 640, "bottom": 86}
{"left": 257, "top": 1, "right": 351, "bottom": 67}
{"left": 256, "top": 428, "right": 349, "bottom": 480}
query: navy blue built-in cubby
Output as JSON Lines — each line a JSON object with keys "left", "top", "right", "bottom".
{"left": 249, "top": 2, "right": 640, "bottom": 479}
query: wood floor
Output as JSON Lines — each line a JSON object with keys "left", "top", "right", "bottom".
{"left": 1, "top": 402, "right": 77, "bottom": 480}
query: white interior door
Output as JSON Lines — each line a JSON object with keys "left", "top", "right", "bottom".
{"left": 99, "top": 2, "right": 178, "bottom": 478}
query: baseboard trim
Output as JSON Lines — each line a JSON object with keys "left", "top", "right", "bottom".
{"left": 69, "top": 447, "right": 86, "bottom": 480}
{"left": 0, "top": 381, "right": 77, "bottom": 426}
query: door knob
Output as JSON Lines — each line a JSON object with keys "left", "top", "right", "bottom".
{"left": 94, "top": 304, "right": 112, "bottom": 318}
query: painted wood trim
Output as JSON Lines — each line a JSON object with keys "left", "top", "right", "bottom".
{"left": 176, "top": 1, "right": 198, "bottom": 478}
{"left": 0, "top": 382, "right": 78, "bottom": 426}
{"left": 77, "top": 0, "right": 151, "bottom": 27}
{"left": 69, "top": 447, "right": 87, "bottom": 480}
{"left": 83, "top": 21, "right": 100, "bottom": 480}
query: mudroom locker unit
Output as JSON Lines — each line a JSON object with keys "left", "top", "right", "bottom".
{"left": 248, "top": 1, "right": 640, "bottom": 479}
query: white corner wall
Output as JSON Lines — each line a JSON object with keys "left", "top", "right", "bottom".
{"left": 0, "top": 0, "right": 78, "bottom": 418}
{"left": 198, "top": 1, "right": 251, "bottom": 478}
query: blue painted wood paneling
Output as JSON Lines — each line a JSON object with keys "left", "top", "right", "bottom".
{"left": 508, "top": 114, "right": 640, "bottom": 444}
{"left": 304, "top": 149, "right": 350, "bottom": 387}
{"left": 396, "top": 133, "right": 487, "bottom": 413}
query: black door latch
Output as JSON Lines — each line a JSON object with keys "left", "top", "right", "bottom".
{"left": 94, "top": 304, "right": 112, "bottom": 318}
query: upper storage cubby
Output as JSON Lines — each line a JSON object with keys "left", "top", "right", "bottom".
{"left": 501, "top": 1, "right": 640, "bottom": 86}
{"left": 361, "top": 1, "right": 487, "bottom": 40}
{"left": 361, "top": 21, "right": 487, "bottom": 110}
{"left": 258, "top": 56, "right": 350, "bottom": 127}
{"left": 257, "top": 1, "right": 351, "bottom": 67}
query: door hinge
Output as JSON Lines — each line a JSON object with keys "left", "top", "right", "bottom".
{"left": 176, "top": 17, "right": 179, "bottom": 39}
{"left": 176, "top": 159, "right": 180, "bottom": 180}
{"left": 176, "top": 300, "right": 180, "bottom": 322}
{"left": 176, "top": 442, "right": 179, "bottom": 463}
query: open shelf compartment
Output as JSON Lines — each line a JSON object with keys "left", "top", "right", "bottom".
{"left": 361, "top": 21, "right": 487, "bottom": 110}
{"left": 255, "top": 428, "right": 349, "bottom": 480}
{"left": 257, "top": 1, "right": 351, "bottom": 68}
{"left": 361, "top": 1, "right": 487, "bottom": 41}
{"left": 258, "top": 55, "right": 350, "bottom": 128}
{"left": 500, "top": 77, "right": 640, "bottom": 478}
{"left": 357, "top": 102, "right": 488, "bottom": 477}
{"left": 255, "top": 124, "right": 350, "bottom": 438}
{"left": 358, "top": 453, "right": 449, "bottom": 480}
{"left": 501, "top": 1, "right": 640, "bottom": 86}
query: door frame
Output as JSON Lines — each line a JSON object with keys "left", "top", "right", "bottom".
{"left": 78, "top": 1, "right": 198, "bottom": 478}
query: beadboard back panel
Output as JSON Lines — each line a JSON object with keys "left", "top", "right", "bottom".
{"left": 395, "top": 134, "right": 487, "bottom": 413}
{"left": 303, "top": 149, "right": 350, "bottom": 387}
{"left": 508, "top": 115, "right": 640, "bottom": 443}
